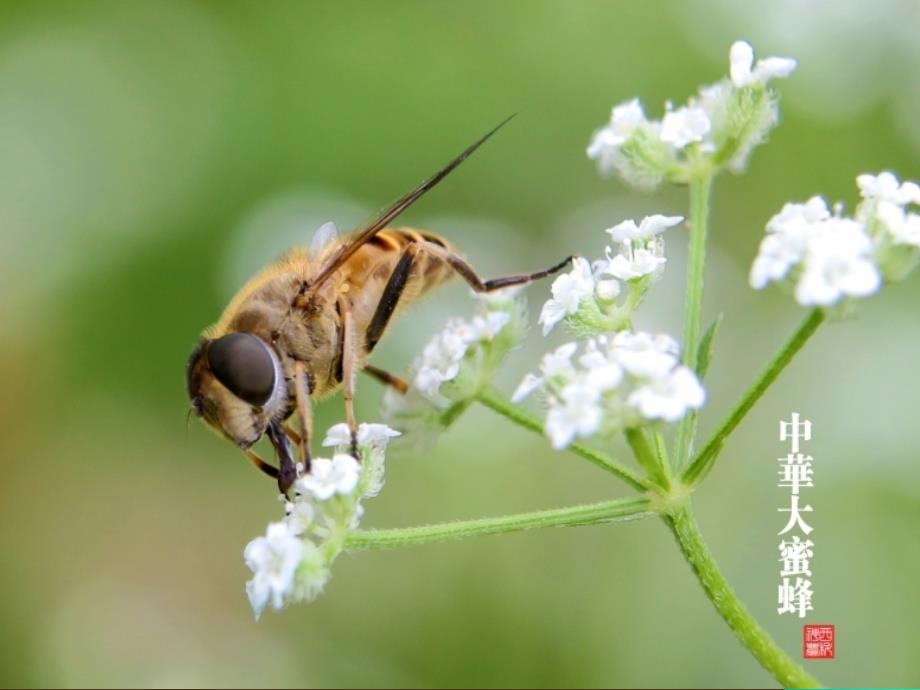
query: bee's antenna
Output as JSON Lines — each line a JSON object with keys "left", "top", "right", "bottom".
{"left": 308, "top": 114, "right": 517, "bottom": 291}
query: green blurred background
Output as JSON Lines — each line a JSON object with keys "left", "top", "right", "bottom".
{"left": 1, "top": 1, "right": 918, "bottom": 687}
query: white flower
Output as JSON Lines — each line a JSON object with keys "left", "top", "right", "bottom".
{"left": 766, "top": 196, "right": 832, "bottom": 233}
{"left": 413, "top": 324, "right": 469, "bottom": 399}
{"left": 296, "top": 454, "right": 361, "bottom": 501}
{"left": 538, "top": 257, "right": 595, "bottom": 335}
{"left": 323, "top": 422, "right": 401, "bottom": 449}
{"left": 542, "top": 342, "right": 579, "bottom": 376}
{"left": 611, "top": 331, "right": 680, "bottom": 379}
{"left": 511, "top": 373, "right": 543, "bottom": 404}
{"left": 577, "top": 342, "right": 624, "bottom": 392}
{"left": 794, "top": 218, "right": 881, "bottom": 306}
{"left": 523, "top": 332, "right": 706, "bottom": 448}
{"left": 606, "top": 215, "right": 683, "bottom": 243}
{"left": 660, "top": 106, "right": 711, "bottom": 149}
{"left": 587, "top": 98, "right": 646, "bottom": 158}
{"left": 605, "top": 245, "right": 666, "bottom": 281}
{"left": 729, "top": 40, "right": 797, "bottom": 88}
{"left": 511, "top": 342, "right": 578, "bottom": 402}
{"left": 283, "top": 497, "right": 316, "bottom": 536}
{"left": 468, "top": 311, "right": 511, "bottom": 341}
{"left": 751, "top": 197, "right": 830, "bottom": 289}
{"left": 877, "top": 203, "right": 920, "bottom": 247}
{"left": 628, "top": 365, "right": 705, "bottom": 422}
{"left": 595, "top": 278, "right": 621, "bottom": 301}
{"left": 357, "top": 423, "right": 401, "bottom": 447}
{"left": 244, "top": 521, "right": 304, "bottom": 619}
{"left": 544, "top": 382, "right": 602, "bottom": 449}
{"left": 856, "top": 171, "right": 920, "bottom": 206}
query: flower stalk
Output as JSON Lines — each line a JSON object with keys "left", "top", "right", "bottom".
{"left": 666, "top": 503, "right": 821, "bottom": 688}
{"left": 683, "top": 308, "right": 825, "bottom": 486}
{"left": 674, "top": 171, "right": 713, "bottom": 470}
{"left": 346, "top": 496, "right": 654, "bottom": 551}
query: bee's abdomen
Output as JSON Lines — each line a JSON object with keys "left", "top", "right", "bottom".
{"left": 364, "top": 228, "right": 454, "bottom": 291}
{"left": 367, "top": 228, "right": 452, "bottom": 252}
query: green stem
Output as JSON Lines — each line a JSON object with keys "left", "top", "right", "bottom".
{"left": 666, "top": 504, "right": 822, "bottom": 688}
{"left": 674, "top": 173, "right": 713, "bottom": 469}
{"left": 683, "top": 308, "right": 825, "bottom": 486}
{"left": 475, "top": 386, "right": 653, "bottom": 492}
{"left": 346, "top": 496, "right": 654, "bottom": 551}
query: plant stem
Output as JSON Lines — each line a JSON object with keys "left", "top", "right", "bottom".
{"left": 475, "top": 386, "right": 653, "bottom": 492}
{"left": 674, "top": 173, "right": 713, "bottom": 470}
{"left": 666, "top": 504, "right": 822, "bottom": 688}
{"left": 346, "top": 496, "right": 654, "bottom": 551}
{"left": 683, "top": 308, "right": 825, "bottom": 486}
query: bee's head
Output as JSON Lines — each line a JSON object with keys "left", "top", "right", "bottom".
{"left": 186, "top": 332, "right": 288, "bottom": 448}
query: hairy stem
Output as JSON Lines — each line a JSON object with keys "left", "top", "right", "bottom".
{"left": 683, "top": 308, "right": 825, "bottom": 486}
{"left": 675, "top": 173, "right": 713, "bottom": 470}
{"left": 666, "top": 504, "right": 822, "bottom": 688}
{"left": 475, "top": 386, "right": 653, "bottom": 492}
{"left": 346, "top": 496, "right": 654, "bottom": 551}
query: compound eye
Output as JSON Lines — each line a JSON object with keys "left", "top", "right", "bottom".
{"left": 207, "top": 333, "right": 276, "bottom": 406}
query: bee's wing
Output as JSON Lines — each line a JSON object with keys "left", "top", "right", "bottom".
{"left": 307, "top": 114, "right": 515, "bottom": 292}
{"left": 309, "top": 221, "right": 340, "bottom": 258}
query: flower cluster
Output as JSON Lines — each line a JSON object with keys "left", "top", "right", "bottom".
{"left": 243, "top": 422, "right": 399, "bottom": 619}
{"left": 538, "top": 215, "right": 682, "bottom": 336}
{"left": 587, "top": 40, "right": 796, "bottom": 189}
{"left": 750, "top": 171, "right": 920, "bottom": 307}
{"left": 513, "top": 331, "right": 705, "bottom": 449}
{"left": 383, "top": 289, "right": 525, "bottom": 437}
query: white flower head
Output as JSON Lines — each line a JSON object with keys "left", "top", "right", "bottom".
{"left": 577, "top": 341, "right": 624, "bottom": 392}
{"left": 520, "top": 331, "right": 705, "bottom": 450}
{"left": 730, "top": 40, "right": 797, "bottom": 88}
{"left": 322, "top": 422, "right": 401, "bottom": 450}
{"left": 611, "top": 331, "right": 680, "bottom": 379}
{"left": 878, "top": 203, "right": 920, "bottom": 247}
{"left": 751, "top": 196, "right": 831, "bottom": 289}
{"left": 605, "top": 244, "right": 666, "bottom": 281}
{"left": 244, "top": 521, "right": 304, "bottom": 620}
{"left": 595, "top": 278, "right": 621, "bottom": 301}
{"left": 660, "top": 106, "right": 711, "bottom": 149}
{"left": 544, "top": 381, "right": 602, "bottom": 450}
{"left": 411, "top": 322, "right": 469, "bottom": 401}
{"left": 794, "top": 218, "right": 881, "bottom": 306}
{"left": 468, "top": 311, "right": 512, "bottom": 341}
{"left": 606, "top": 215, "right": 683, "bottom": 243}
{"left": 587, "top": 98, "right": 647, "bottom": 159}
{"left": 511, "top": 342, "right": 578, "bottom": 403}
{"left": 857, "top": 171, "right": 920, "bottom": 207}
{"left": 283, "top": 497, "right": 316, "bottom": 536}
{"left": 538, "top": 257, "right": 595, "bottom": 335}
{"left": 296, "top": 454, "right": 361, "bottom": 501}
{"left": 752, "top": 183, "right": 894, "bottom": 307}
{"left": 628, "top": 365, "right": 705, "bottom": 422}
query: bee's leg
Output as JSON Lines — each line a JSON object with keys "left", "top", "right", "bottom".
{"left": 267, "top": 421, "right": 297, "bottom": 494}
{"left": 338, "top": 297, "right": 360, "bottom": 459}
{"left": 362, "top": 364, "right": 409, "bottom": 395}
{"left": 427, "top": 243, "right": 573, "bottom": 292}
{"left": 282, "top": 423, "right": 301, "bottom": 446}
{"left": 365, "top": 245, "right": 417, "bottom": 352}
{"left": 292, "top": 361, "right": 313, "bottom": 473}
{"left": 243, "top": 449, "right": 280, "bottom": 479}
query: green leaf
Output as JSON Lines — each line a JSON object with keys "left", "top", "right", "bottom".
{"left": 696, "top": 312, "right": 723, "bottom": 379}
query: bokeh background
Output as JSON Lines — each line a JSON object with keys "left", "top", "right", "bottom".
{"left": 1, "top": 1, "right": 918, "bottom": 687}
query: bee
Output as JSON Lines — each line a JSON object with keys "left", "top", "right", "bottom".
{"left": 186, "top": 117, "right": 571, "bottom": 493}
